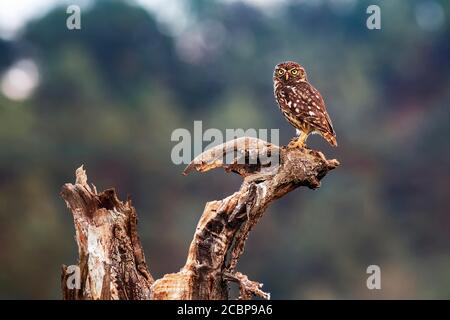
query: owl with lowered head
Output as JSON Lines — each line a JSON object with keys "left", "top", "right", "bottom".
{"left": 273, "top": 61, "right": 337, "bottom": 148}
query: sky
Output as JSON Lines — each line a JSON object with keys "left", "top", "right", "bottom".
{"left": 0, "top": 0, "right": 288, "bottom": 39}
{"left": 0, "top": 0, "right": 64, "bottom": 39}
{"left": 1, "top": 0, "right": 360, "bottom": 40}
{"left": 0, "top": 0, "right": 445, "bottom": 40}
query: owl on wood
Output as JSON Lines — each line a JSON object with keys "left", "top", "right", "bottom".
{"left": 273, "top": 61, "right": 337, "bottom": 148}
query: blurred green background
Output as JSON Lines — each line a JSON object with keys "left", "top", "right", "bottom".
{"left": 0, "top": 0, "right": 449, "bottom": 299}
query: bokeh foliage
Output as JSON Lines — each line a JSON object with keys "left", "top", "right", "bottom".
{"left": 0, "top": 0, "right": 449, "bottom": 299}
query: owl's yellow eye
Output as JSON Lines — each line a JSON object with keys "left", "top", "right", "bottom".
{"left": 277, "top": 69, "right": 285, "bottom": 76}
{"left": 290, "top": 69, "right": 299, "bottom": 76}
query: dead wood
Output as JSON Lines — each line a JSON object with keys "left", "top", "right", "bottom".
{"left": 61, "top": 137, "right": 339, "bottom": 300}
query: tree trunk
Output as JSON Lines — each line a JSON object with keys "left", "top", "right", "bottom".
{"left": 60, "top": 137, "right": 339, "bottom": 300}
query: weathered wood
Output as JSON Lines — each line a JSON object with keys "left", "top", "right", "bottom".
{"left": 61, "top": 138, "right": 339, "bottom": 300}
{"left": 60, "top": 166, "right": 153, "bottom": 300}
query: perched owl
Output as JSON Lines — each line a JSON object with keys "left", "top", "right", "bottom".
{"left": 273, "top": 61, "right": 337, "bottom": 148}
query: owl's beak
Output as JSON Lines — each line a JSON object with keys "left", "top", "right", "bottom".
{"left": 285, "top": 73, "right": 289, "bottom": 81}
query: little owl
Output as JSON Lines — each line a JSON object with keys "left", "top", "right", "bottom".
{"left": 273, "top": 61, "right": 337, "bottom": 148}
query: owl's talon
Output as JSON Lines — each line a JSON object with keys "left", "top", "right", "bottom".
{"left": 288, "top": 139, "right": 306, "bottom": 149}
{"left": 288, "top": 131, "right": 309, "bottom": 149}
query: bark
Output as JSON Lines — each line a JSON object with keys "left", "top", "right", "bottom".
{"left": 61, "top": 137, "right": 339, "bottom": 300}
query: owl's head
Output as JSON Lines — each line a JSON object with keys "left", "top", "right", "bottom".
{"left": 274, "top": 61, "right": 307, "bottom": 84}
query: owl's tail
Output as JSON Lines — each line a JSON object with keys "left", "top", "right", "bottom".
{"left": 323, "top": 132, "right": 338, "bottom": 147}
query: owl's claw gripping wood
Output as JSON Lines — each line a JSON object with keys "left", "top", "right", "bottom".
{"left": 287, "top": 138, "right": 305, "bottom": 149}
{"left": 288, "top": 131, "right": 308, "bottom": 149}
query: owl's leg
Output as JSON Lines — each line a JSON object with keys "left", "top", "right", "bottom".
{"left": 288, "top": 130, "right": 308, "bottom": 149}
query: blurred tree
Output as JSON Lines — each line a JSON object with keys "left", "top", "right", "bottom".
{"left": 0, "top": 0, "right": 449, "bottom": 299}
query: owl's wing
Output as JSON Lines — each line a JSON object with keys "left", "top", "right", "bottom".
{"left": 283, "top": 81, "right": 335, "bottom": 137}
{"left": 307, "top": 84, "right": 335, "bottom": 136}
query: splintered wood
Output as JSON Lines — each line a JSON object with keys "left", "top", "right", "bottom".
{"left": 61, "top": 166, "right": 153, "bottom": 300}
